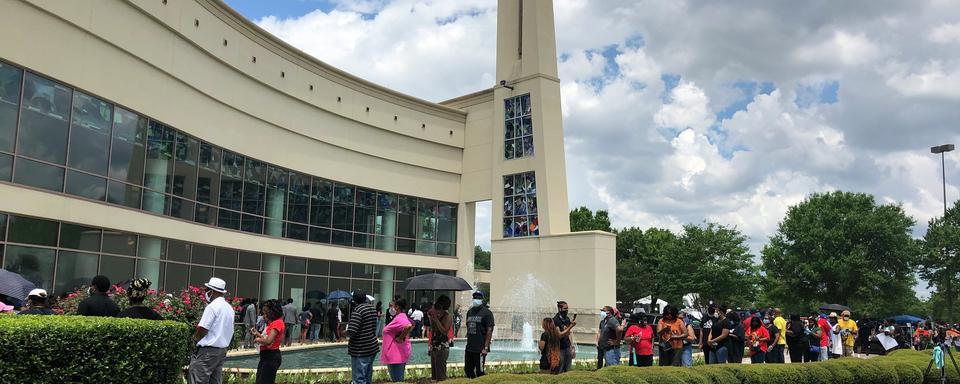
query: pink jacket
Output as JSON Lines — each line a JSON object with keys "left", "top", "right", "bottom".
{"left": 381, "top": 313, "right": 413, "bottom": 364}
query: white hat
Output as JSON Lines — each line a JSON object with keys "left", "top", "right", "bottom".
{"left": 27, "top": 288, "right": 47, "bottom": 299}
{"left": 204, "top": 277, "right": 227, "bottom": 293}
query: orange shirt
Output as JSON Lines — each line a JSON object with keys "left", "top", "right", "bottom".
{"left": 658, "top": 318, "right": 686, "bottom": 350}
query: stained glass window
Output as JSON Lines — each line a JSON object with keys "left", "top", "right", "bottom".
{"left": 502, "top": 171, "right": 538, "bottom": 238}
{"left": 504, "top": 94, "right": 533, "bottom": 159}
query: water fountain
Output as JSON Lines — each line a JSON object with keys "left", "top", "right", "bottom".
{"left": 489, "top": 272, "right": 563, "bottom": 352}
{"left": 520, "top": 322, "right": 535, "bottom": 350}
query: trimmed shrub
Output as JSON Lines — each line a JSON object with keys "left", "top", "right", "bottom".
{"left": 0, "top": 315, "right": 191, "bottom": 384}
{"left": 886, "top": 349, "right": 960, "bottom": 384}
{"left": 827, "top": 358, "right": 898, "bottom": 384}
{"left": 712, "top": 364, "right": 768, "bottom": 384}
{"left": 818, "top": 360, "right": 857, "bottom": 384}
{"left": 475, "top": 373, "right": 541, "bottom": 383}
{"left": 691, "top": 365, "right": 739, "bottom": 384}
{"left": 596, "top": 365, "right": 651, "bottom": 384}
{"left": 544, "top": 371, "right": 614, "bottom": 384}
{"left": 871, "top": 359, "right": 924, "bottom": 384}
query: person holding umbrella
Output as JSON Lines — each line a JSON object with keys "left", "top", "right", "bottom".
{"left": 464, "top": 291, "right": 494, "bottom": 378}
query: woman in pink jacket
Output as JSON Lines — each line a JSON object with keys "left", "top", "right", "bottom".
{"left": 381, "top": 297, "right": 414, "bottom": 382}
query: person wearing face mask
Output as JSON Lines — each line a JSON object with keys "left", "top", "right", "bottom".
{"left": 189, "top": 277, "right": 234, "bottom": 384}
{"left": 837, "top": 310, "right": 858, "bottom": 356}
{"left": 625, "top": 310, "right": 654, "bottom": 366}
{"left": 828, "top": 313, "right": 843, "bottom": 358}
{"left": 699, "top": 303, "right": 718, "bottom": 364}
{"left": 552, "top": 301, "right": 578, "bottom": 372}
{"left": 381, "top": 298, "right": 413, "bottom": 382}
{"left": 597, "top": 305, "right": 624, "bottom": 367}
{"left": 763, "top": 314, "right": 780, "bottom": 364}
{"left": 464, "top": 291, "right": 494, "bottom": 378}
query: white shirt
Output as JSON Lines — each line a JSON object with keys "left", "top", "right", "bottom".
{"left": 197, "top": 296, "right": 235, "bottom": 348}
{"left": 411, "top": 309, "right": 424, "bottom": 322}
{"left": 831, "top": 323, "right": 843, "bottom": 355}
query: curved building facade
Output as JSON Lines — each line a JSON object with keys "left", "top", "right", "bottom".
{"left": 1, "top": 0, "right": 614, "bottom": 323}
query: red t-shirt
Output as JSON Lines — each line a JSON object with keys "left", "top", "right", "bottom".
{"left": 749, "top": 326, "right": 770, "bottom": 353}
{"left": 817, "top": 317, "right": 831, "bottom": 347}
{"left": 625, "top": 324, "right": 654, "bottom": 356}
{"left": 262, "top": 319, "right": 285, "bottom": 351}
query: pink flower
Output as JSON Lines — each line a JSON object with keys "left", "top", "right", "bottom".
{"left": 183, "top": 298, "right": 191, "bottom": 305}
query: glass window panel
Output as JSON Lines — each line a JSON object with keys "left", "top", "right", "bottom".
{"left": 189, "top": 265, "right": 213, "bottom": 287}
{"left": 417, "top": 199, "right": 437, "bottom": 240}
{"left": 242, "top": 159, "right": 265, "bottom": 215}
{"left": 332, "top": 204, "right": 353, "bottom": 231}
{"left": 353, "top": 233, "right": 374, "bottom": 249}
{"left": 215, "top": 248, "right": 238, "bottom": 268}
{"left": 59, "top": 223, "right": 101, "bottom": 252}
{"left": 375, "top": 236, "right": 395, "bottom": 251}
{"left": 240, "top": 214, "right": 263, "bottom": 234}
{"left": 170, "top": 197, "right": 194, "bottom": 221}
{"left": 282, "top": 274, "right": 305, "bottom": 303}
{"left": 396, "top": 238, "right": 416, "bottom": 253}
{"left": 307, "top": 259, "right": 329, "bottom": 276}
{"left": 137, "top": 236, "right": 165, "bottom": 260}
{"left": 217, "top": 209, "right": 241, "bottom": 230}
{"left": 328, "top": 277, "right": 349, "bottom": 292}
{"left": 306, "top": 276, "right": 328, "bottom": 302}
{"left": 0, "top": 213, "right": 5, "bottom": 241}
{"left": 331, "top": 230, "right": 351, "bottom": 246}
{"left": 107, "top": 181, "right": 141, "bottom": 209}
{"left": 143, "top": 120, "right": 173, "bottom": 194}
{"left": 213, "top": 268, "right": 237, "bottom": 296}
{"left": 329, "top": 261, "right": 351, "bottom": 277}
{"left": 354, "top": 207, "right": 375, "bottom": 234}
{"left": 164, "top": 262, "right": 189, "bottom": 292}
{"left": 265, "top": 166, "right": 286, "bottom": 222}
{"left": 135, "top": 260, "right": 163, "bottom": 286}
{"left": 141, "top": 190, "right": 169, "bottom": 215}
{"left": 377, "top": 192, "right": 397, "bottom": 212}
{"left": 236, "top": 270, "right": 259, "bottom": 299}
{"left": 352, "top": 264, "right": 375, "bottom": 279}
{"left": 194, "top": 204, "right": 217, "bottom": 226}
{"left": 68, "top": 92, "right": 112, "bottom": 175}
{"left": 0, "top": 153, "right": 11, "bottom": 181}
{"left": 286, "top": 172, "right": 310, "bottom": 224}
{"left": 54, "top": 251, "right": 98, "bottom": 295}
{"left": 4, "top": 245, "right": 56, "bottom": 291}
{"left": 0, "top": 62, "right": 22, "bottom": 152}
{"left": 311, "top": 205, "right": 332, "bottom": 228}
{"left": 8, "top": 215, "right": 58, "bottom": 246}
{"left": 333, "top": 184, "right": 353, "bottom": 205}
{"left": 218, "top": 150, "right": 244, "bottom": 211}
{"left": 356, "top": 189, "right": 375, "bottom": 208}
{"left": 102, "top": 231, "right": 137, "bottom": 256}
{"left": 284, "top": 257, "right": 306, "bottom": 274}
{"left": 196, "top": 142, "right": 220, "bottom": 204}
{"left": 376, "top": 208, "right": 397, "bottom": 237}
{"left": 19, "top": 72, "right": 71, "bottom": 164}
{"left": 192, "top": 245, "right": 215, "bottom": 265}
{"left": 166, "top": 240, "right": 191, "bottom": 263}
{"left": 350, "top": 279, "right": 373, "bottom": 295}
{"left": 100, "top": 255, "right": 135, "bottom": 286}
{"left": 416, "top": 240, "right": 437, "bottom": 255}
{"left": 308, "top": 226, "right": 330, "bottom": 244}
{"left": 260, "top": 272, "right": 280, "bottom": 300}
{"left": 394, "top": 268, "right": 413, "bottom": 281}
{"left": 238, "top": 251, "right": 260, "bottom": 270}
{"left": 437, "top": 243, "right": 455, "bottom": 257}
{"left": 284, "top": 222, "right": 308, "bottom": 241}
{"left": 65, "top": 170, "right": 107, "bottom": 201}
{"left": 108, "top": 107, "right": 146, "bottom": 184}
{"left": 14, "top": 156, "right": 64, "bottom": 192}
{"left": 172, "top": 132, "right": 198, "bottom": 199}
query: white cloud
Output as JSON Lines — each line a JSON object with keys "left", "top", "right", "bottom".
{"left": 654, "top": 82, "right": 714, "bottom": 133}
{"left": 884, "top": 60, "right": 960, "bottom": 98}
{"left": 793, "top": 31, "right": 882, "bottom": 67}
{"left": 929, "top": 22, "right": 960, "bottom": 43}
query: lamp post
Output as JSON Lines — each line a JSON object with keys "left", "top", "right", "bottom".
{"left": 931, "top": 144, "right": 955, "bottom": 215}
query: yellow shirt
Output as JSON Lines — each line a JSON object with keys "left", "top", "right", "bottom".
{"left": 774, "top": 316, "right": 787, "bottom": 345}
{"left": 838, "top": 318, "right": 858, "bottom": 347}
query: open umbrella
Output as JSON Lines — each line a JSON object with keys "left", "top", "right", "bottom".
{"left": 0, "top": 268, "right": 37, "bottom": 301}
{"left": 403, "top": 273, "right": 473, "bottom": 291}
{"left": 818, "top": 303, "right": 852, "bottom": 313}
{"left": 327, "top": 290, "right": 351, "bottom": 300}
{"left": 889, "top": 314, "right": 924, "bottom": 325}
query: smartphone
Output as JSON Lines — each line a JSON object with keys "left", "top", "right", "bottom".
{"left": 573, "top": 314, "right": 578, "bottom": 321}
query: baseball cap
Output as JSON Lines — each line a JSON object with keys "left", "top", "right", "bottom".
{"left": 27, "top": 288, "right": 47, "bottom": 299}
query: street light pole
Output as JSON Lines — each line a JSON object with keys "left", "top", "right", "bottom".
{"left": 931, "top": 144, "right": 955, "bottom": 215}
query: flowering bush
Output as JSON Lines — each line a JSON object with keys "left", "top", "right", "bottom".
{"left": 60, "top": 285, "right": 244, "bottom": 325}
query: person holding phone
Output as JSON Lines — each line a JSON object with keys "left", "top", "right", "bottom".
{"left": 250, "top": 300, "right": 284, "bottom": 384}
{"left": 552, "top": 301, "right": 578, "bottom": 373}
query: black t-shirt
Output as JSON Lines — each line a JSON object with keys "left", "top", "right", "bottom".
{"left": 540, "top": 333, "right": 551, "bottom": 370}
{"left": 553, "top": 313, "right": 572, "bottom": 349}
{"left": 78, "top": 293, "right": 120, "bottom": 317}
{"left": 326, "top": 307, "right": 339, "bottom": 324}
{"left": 465, "top": 305, "right": 495, "bottom": 352}
{"left": 18, "top": 307, "right": 54, "bottom": 315}
{"left": 766, "top": 323, "right": 780, "bottom": 345}
{"left": 117, "top": 306, "right": 163, "bottom": 320}
{"left": 729, "top": 322, "right": 745, "bottom": 355}
{"left": 711, "top": 318, "right": 731, "bottom": 349}
{"left": 701, "top": 315, "right": 717, "bottom": 348}
{"left": 598, "top": 317, "right": 620, "bottom": 351}
{"left": 310, "top": 307, "right": 324, "bottom": 323}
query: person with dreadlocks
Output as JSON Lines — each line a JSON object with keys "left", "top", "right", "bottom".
{"left": 539, "top": 317, "right": 562, "bottom": 374}
{"left": 117, "top": 279, "right": 162, "bottom": 320}
{"left": 250, "top": 299, "right": 285, "bottom": 384}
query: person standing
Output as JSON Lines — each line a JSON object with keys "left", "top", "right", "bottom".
{"left": 539, "top": 317, "right": 562, "bottom": 374}
{"left": 410, "top": 306, "right": 425, "bottom": 339}
{"left": 298, "top": 305, "right": 312, "bottom": 344}
{"left": 308, "top": 303, "right": 323, "bottom": 343}
{"left": 250, "top": 300, "right": 284, "bottom": 384}
{"left": 77, "top": 275, "right": 119, "bottom": 317}
{"left": 625, "top": 312, "right": 654, "bottom": 366}
{"left": 727, "top": 311, "right": 745, "bottom": 364}
{"left": 346, "top": 291, "right": 379, "bottom": 384}
{"left": 829, "top": 313, "right": 843, "bottom": 358}
{"left": 18, "top": 289, "right": 54, "bottom": 315}
{"left": 117, "top": 279, "right": 162, "bottom": 320}
{"left": 464, "top": 291, "right": 494, "bottom": 378}
{"left": 189, "top": 277, "right": 234, "bottom": 384}
{"left": 771, "top": 308, "right": 787, "bottom": 363}
{"left": 553, "top": 301, "right": 577, "bottom": 372}
{"left": 243, "top": 299, "right": 258, "bottom": 348}
{"left": 427, "top": 295, "right": 453, "bottom": 381}
{"left": 706, "top": 307, "right": 731, "bottom": 364}
{"left": 381, "top": 298, "right": 413, "bottom": 382}
{"left": 699, "top": 304, "right": 718, "bottom": 365}
{"left": 681, "top": 311, "right": 698, "bottom": 367}
{"left": 599, "top": 305, "right": 623, "bottom": 367}
{"left": 454, "top": 304, "right": 463, "bottom": 338}
{"left": 817, "top": 314, "right": 831, "bottom": 361}
{"left": 764, "top": 314, "right": 781, "bottom": 363}
{"left": 326, "top": 303, "right": 340, "bottom": 342}
{"left": 748, "top": 316, "right": 770, "bottom": 364}
{"left": 282, "top": 299, "right": 297, "bottom": 346}
{"left": 376, "top": 301, "right": 384, "bottom": 338}
{"left": 838, "top": 310, "right": 859, "bottom": 357}
{"left": 785, "top": 314, "right": 808, "bottom": 363}
{"left": 657, "top": 305, "right": 685, "bottom": 366}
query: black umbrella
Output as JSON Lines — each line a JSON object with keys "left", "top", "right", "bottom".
{"left": 403, "top": 273, "right": 473, "bottom": 291}
{"left": 0, "top": 268, "right": 37, "bottom": 301}
{"left": 819, "top": 303, "right": 852, "bottom": 313}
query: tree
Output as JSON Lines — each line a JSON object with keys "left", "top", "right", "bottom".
{"left": 761, "top": 191, "right": 919, "bottom": 317}
{"left": 616, "top": 227, "right": 679, "bottom": 305}
{"left": 474, "top": 245, "right": 491, "bottom": 270}
{"left": 570, "top": 206, "right": 613, "bottom": 232}
{"left": 919, "top": 200, "right": 960, "bottom": 322}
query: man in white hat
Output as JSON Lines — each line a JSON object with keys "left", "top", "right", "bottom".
{"left": 19, "top": 289, "right": 53, "bottom": 315}
{"left": 189, "top": 277, "right": 234, "bottom": 384}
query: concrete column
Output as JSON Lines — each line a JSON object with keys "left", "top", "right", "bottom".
{"left": 455, "top": 202, "right": 477, "bottom": 309}
{"left": 379, "top": 266, "right": 394, "bottom": 302}
{"left": 262, "top": 255, "right": 281, "bottom": 300}
{"left": 265, "top": 187, "right": 284, "bottom": 236}
{"left": 137, "top": 236, "right": 162, "bottom": 284}
{"left": 381, "top": 210, "right": 397, "bottom": 251}
{"left": 142, "top": 158, "right": 168, "bottom": 213}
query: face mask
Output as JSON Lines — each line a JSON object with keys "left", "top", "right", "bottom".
{"left": 389, "top": 307, "right": 397, "bottom": 317}
{"left": 599, "top": 311, "right": 608, "bottom": 320}
{"left": 204, "top": 291, "right": 212, "bottom": 303}
{"left": 843, "top": 316, "right": 850, "bottom": 321}
{"left": 763, "top": 319, "right": 771, "bottom": 325}
{"left": 472, "top": 299, "right": 483, "bottom": 307}
{"left": 559, "top": 310, "right": 568, "bottom": 317}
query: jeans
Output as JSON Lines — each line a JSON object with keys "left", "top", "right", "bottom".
{"left": 386, "top": 363, "right": 405, "bottom": 382}
{"left": 256, "top": 349, "right": 281, "bottom": 384}
{"left": 308, "top": 323, "right": 321, "bottom": 341}
{"left": 559, "top": 347, "right": 573, "bottom": 372}
{"left": 819, "top": 346, "right": 829, "bottom": 361}
{"left": 681, "top": 345, "right": 694, "bottom": 367}
{"left": 604, "top": 347, "right": 622, "bottom": 366}
{"left": 596, "top": 346, "right": 605, "bottom": 369}
{"left": 710, "top": 346, "right": 728, "bottom": 364}
{"left": 768, "top": 344, "right": 784, "bottom": 363}
{"left": 284, "top": 323, "right": 295, "bottom": 345}
{"left": 464, "top": 350, "right": 485, "bottom": 378}
{"left": 750, "top": 351, "right": 766, "bottom": 364}
{"left": 351, "top": 355, "right": 376, "bottom": 384}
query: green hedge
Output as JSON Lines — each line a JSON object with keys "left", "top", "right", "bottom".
{"left": 0, "top": 315, "right": 191, "bottom": 384}
{"left": 886, "top": 349, "right": 960, "bottom": 384}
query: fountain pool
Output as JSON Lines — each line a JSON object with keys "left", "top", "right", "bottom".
{"left": 223, "top": 341, "right": 599, "bottom": 370}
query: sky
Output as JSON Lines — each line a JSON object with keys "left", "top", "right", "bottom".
{"left": 225, "top": 0, "right": 960, "bottom": 297}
